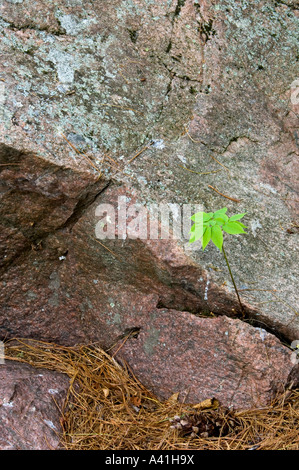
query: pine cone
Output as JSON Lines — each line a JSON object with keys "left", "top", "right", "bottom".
{"left": 169, "top": 410, "right": 236, "bottom": 438}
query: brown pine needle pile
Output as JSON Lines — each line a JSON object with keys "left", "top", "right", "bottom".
{"left": 4, "top": 338, "right": 299, "bottom": 450}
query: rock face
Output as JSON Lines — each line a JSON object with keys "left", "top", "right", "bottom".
{"left": 0, "top": 361, "right": 69, "bottom": 450}
{"left": 114, "top": 312, "right": 293, "bottom": 409}
{"left": 0, "top": 0, "right": 298, "bottom": 413}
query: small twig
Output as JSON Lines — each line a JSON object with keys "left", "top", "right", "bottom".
{"left": 110, "top": 329, "right": 140, "bottom": 357}
{"left": 278, "top": 221, "right": 285, "bottom": 231}
{"left": 210, "top": 154, "right": 232, "bottom": 175}
{"left": 239, "top": 288, "right": 277, "bottom": 292}
{"left": 0, "top": 163, "right": 20, "bottom": 166}
{"left": 240, "top": 288, "right": 298, "bottom": 316}
{"left": 126, "top": 142, "right": 153, "bottom": 165}
{"left": 183, "top": 125, "right": 206, "bottom": 145}
{"left": 270, "top": 291, "right": 299, "bottom": 316}
{"left": 60, "top": 133, "right": 102, "bottom": 175}
{"left": 92, "top": 237, "right": 122, "bottom": 262}
{"left": 104, "top": 158, "right": 135, "bottom": 180}
{"left": 96, "top": 153, "right": 106, "bottom": 180}
{"left": 110, "top": 335, "right": 131, "bottom": 357}
{"left": 208, "top": 185, "right": 241, "bottom": 203}
{"left": 118, "top": 69, "right": 130, "bottom": 84}
{"left": 60, "top": 132, "right": 133, "bottom": 180}
{"left": 104, "top": 154, "right": 120, "bottom": 166}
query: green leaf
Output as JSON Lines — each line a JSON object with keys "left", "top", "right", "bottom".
{"left": 213, "top": 208, "right": 227, "bottom": 217}
{"left": 189, "top": 223, "right": 207, "bottom": 243}
{"left": 234, "top": 221, "right": 247, "bottom": 229}
{"left": 189, "top": 232, "right": 196, "bottom": 243}
{"left": 229, "top": 212, "right": 247, "bottom": 221}
{"left": 223, "top": 221, "right": 247, "bottom": 235}
{"left": 190, "top": 222, "right": 206, "bottom": 233}
{"left": 190, "top": 230, "right": 202, "bottom": 243}
{"left": 191, "top": 211, "right": 202, "bottom": 222}
{"left": 214, "top": 214, "right": 228, "bottom": 224}
{"left": 191, "top": 212, "right": 212, "bottom": 223}
{"left": 211, "top": 225, "right": 223, "bottom": 251}
{"left": 202, "top": 226, "right": 211, "bottom": 250}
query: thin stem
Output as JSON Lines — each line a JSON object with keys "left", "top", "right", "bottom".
{"left": 222, "top": 243, "right": 245, "bottom": 317}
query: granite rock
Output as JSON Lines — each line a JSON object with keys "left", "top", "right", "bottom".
{"left": 0, "top": 0, "right": 298, "bottom": 411}
{"left": 0, "top": 360, "right": 69, "bottom": 450}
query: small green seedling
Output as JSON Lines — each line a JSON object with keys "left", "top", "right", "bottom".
{"left": 189, "top": 207, "right": 247, "bottom": 316}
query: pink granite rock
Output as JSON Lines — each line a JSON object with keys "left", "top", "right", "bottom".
{"left": 0, "top": 0, "right": 298, "bottom": 415}
{"left": 114, "top": 311, "right": 295, "bottom": 409}
{"left": 0, "top": 360, "right": 69, "bottom": 450}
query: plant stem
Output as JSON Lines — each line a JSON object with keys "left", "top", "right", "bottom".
{"left": 222, "top": 243, "right": 245, "bottom": 317}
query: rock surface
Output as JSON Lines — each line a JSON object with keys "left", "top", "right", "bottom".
{"left": 0, "top": 0, "right": 298, "bottom": 412}
{"left": 114, "top": 311, "right": 294, "bottom": 409}
{"left": 0, "top": 360, "right": 69, "bottom": 450}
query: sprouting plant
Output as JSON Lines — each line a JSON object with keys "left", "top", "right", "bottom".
{"left": 189, "top": 207, "right": 247, "bottom": 316}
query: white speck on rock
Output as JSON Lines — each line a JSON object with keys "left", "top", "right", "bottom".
{"left": 259, "top": 182, "right": 278, "bottom": 194}
{"left": 250, "top": 219, "right": 262, "bottom": 237}
{"left": 204, "top": 278, "right": 210, "bottom": 301}
{"left": 44, "top": 419, "right": 57, "bottom": 430}
{"left": 151, "top": 139, "right": 165, "bottom": 149}
{"left": 2, "top": 399, "right": 14, "bottom": 408}
{"left": 177, "top": 154, "right": 187, "bottom": 164}
{"left": 257, "top": 328, "right": 267, "bottom": 342}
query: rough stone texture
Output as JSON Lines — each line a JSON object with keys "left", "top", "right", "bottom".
{"left": 0, "top": 360, "right": 69, "bottom": 450}
{"left": 0, "top": 144, "right": 108, "bottom": 270}
{"left": 0, "top": 182, "right": 260, "bottom": 346}
{"left": 0, "top": 0, "right": 298, "bottom": 411}
{"left": 114, "top": 311, "right": 294, "bottom": 409}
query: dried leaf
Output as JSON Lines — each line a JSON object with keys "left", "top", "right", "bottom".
{"left": 192, "top": 397, "right": 219, "bottom": 410}
{"left": 167, "top": 392, "right": 179, "bottom": 403}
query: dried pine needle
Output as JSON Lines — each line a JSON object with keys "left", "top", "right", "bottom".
{"left": 4, "top": 338, "right": 299, "bottom": 451}
{"left": 208, "top": 184, "right": 241, "bottom": 203}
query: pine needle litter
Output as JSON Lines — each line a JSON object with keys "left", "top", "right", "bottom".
{"left": 4, "top": 338, "right": 299, "bottom": 450}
